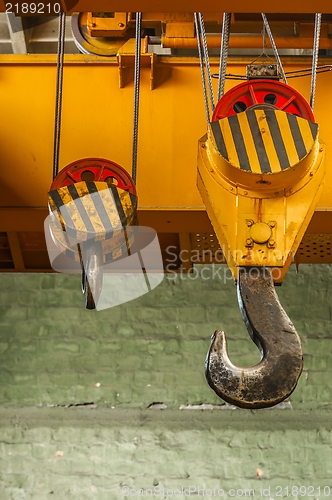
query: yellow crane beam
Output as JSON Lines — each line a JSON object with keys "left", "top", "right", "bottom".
{"left": 0, "top": 52, "right": 331, "bottom": 271}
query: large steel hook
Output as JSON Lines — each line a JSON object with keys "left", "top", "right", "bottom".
{"left": 205, "top": 267, "right": 303, "bottom": 409}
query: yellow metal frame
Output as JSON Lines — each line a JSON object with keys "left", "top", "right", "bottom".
{"left": 0, "top": 52, "right": 332, "bottom": 271}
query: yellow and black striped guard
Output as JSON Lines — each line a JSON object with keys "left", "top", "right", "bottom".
{"left": 210, "top": 109, "right": 318, "bottom": 174}
{"left": 48, "top": 181, "right": 137, "bottom": 241}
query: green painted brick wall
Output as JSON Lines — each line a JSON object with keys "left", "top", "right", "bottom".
{"left": 1, "top": 265, "right": 332, "bottom": 499}
{"left": 0, "top": 265, "right": 332, "bottom": 408}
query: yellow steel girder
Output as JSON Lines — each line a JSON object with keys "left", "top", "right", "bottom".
{"left": 0, "top": 53, "right": 332, "bottom": 271}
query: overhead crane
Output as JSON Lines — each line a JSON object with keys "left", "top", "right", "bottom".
{"left": 0, "top": 4, "right": 332, "bottom": 409}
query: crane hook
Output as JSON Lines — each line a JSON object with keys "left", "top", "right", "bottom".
{"left": 205, "top": 267, "right": 303, "bottom": 409}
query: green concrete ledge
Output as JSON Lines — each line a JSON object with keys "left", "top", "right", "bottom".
{"left": 1, "top": 407, "right": 332, "bottom": 430}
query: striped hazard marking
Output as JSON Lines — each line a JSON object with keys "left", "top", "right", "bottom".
{"left": 210, "top": 109, "right": 318, "bottom": 174}
{"left": 48, "top": 181, "right": 137, "bottom": 241}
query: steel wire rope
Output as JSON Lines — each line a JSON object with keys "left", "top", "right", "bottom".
{"left": 194, "top": 13, "right": 210, "bottom": 123}
{"left": 217, "top": 13, "right": 231, "bottom": 101}
{"left": 261, "top": 13, "right": 287, "bottom": 85}
{"left": 310, "top": 13, "right": 322, "bottom": 111}
{"left": 198, "top": 13, "right": 215, "bottom": 112}
{"left": 132, "top": 12, "right": 142, "bottom": 185}
{"left": 211, "top": 65, "right": 332, "bottom": 81}
{"left": 53, "top": 12, "right": 66, "bottom": 180}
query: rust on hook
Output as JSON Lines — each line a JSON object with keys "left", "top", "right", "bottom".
{"left": 205, "top": 267, "right": 303, "bottom": 409}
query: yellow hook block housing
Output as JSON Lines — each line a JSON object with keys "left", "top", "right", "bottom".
{"left": 197, "top": 108, "right": 325, "bottom": 283}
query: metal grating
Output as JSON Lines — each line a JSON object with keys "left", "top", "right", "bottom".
{"left": 0, "top": 232, "right": 14, "bottom": 269}
{"left": 190, "top": 232, "right": 226, "bottom": 264}
{"left": 296, "top": 233, "right": 332, "bottom": 263}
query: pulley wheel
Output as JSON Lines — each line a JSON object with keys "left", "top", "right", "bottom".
{"left": 50, "top": 158, "right": 137, "bottom": 195}
{"left": 212, "top": 79, "right": 315, "bottom": 122}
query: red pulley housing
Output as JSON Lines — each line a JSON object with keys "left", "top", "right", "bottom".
{"left": 50, "top": 157, "right": 136, "bottom": 195}
{"left": 212, "top": 79, "right": 314, "bottom": 122}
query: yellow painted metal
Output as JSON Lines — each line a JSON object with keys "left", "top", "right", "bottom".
{"left": 48, "top": 180, "right": 137, "bottom": 264}
{"left": 197, "top": 107, "right": 326, "bottom": 282}
{"left": 161, "top": 23, "right": 332, "bottom": 50}
{"left": 0, "top": 52, "right": 332, "bottom": 273}
{"left": 250, "top": 222, "right": 272, "bottom": 244}
{"left": 73, "top": 13, "right": 332, "bottom": 51}
{"left": 0, "top": 54, "right": 331, "bottom": 209}
{"left": 87, "top": 12, "right": 130, "bottom": 37}
{"left": 48, "top": 181, "right": 136, "bottom": 240}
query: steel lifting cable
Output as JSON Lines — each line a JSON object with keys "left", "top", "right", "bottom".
{"left": 132, "top": 12, "right": 142, "bottom": 185}
{"left": 194, "top": 12, "right": 210, "bottom": 123}
{"left": 261, "top": 13, "right": 287, "bottom": 85}
{"left": 53, "top": 12, "right": 66, "bottom": 180}
{"left": 217, "top": 12, "right": 231, "bottom": 101}
{"left": 310, "top": 13, "right": 322, "bottom": 111}
{"left": 198, "top": 13, "right": 215, "bottom": 113}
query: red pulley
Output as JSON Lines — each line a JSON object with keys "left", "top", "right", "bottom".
{"left": 212, "top": 79, "right": 315, "bottom": 122}
{"left": 50, "top": 157, "right": 136, "bottom": 196}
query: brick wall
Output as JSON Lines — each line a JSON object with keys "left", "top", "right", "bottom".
{"left": 0, "top": 265, "right": 332, "bottom": 499}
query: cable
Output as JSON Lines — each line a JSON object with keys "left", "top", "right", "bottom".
{"left": 261, "top": 13, "right": 287, "bottom": 85}
{"left": 53, "top": 12, "right": 66, "bottom": 180}
{"left": 194, "top": 12, "right": 210, "bottom": 123}
{"left": 132, "top": 12, "right": 142, "bottom": 185}
{"left": 198, "top": 13, "right": 215, "bottom": 112}
{"left": 217, "top": 13, "right": 231, "bottom": 101}
{"left": 211, "top": 65, "right": 332, "bottom": 82}
{"left": 310, "top": 13, "right": 322, "bottom": 111}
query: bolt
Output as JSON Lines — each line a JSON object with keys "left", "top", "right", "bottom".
{"left": 261, "top": 128, "right": 266, "bottom": 133}
{"left": 201, "top": 143, "right": 206, "bottom": 148}
{"left": 268, "top": 221, "right": 276, "bottom": 228}
{"left": 310, "top": 172, "right": 314, "bottom": 176}
{"left": 319, "top": 147, "right": 324, "bottom": 152}
{"left": 244, "top": 191, "right": 248, "bottom": 195}
{"left": 118, "top": 23, "right": 125, "bottom": 27}
{"left": 246, "top": 219, "right": 254, "bottom": 227}
{"left": 269, "top": 239, "right": 275, "bottom": 246}
{"left": 246, "top": 238, "right": 253, "bottom": 246}
{"left": 230, "top": 187, "right": 233, "bottom": 191}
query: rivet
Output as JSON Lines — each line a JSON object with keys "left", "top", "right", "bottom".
{"left": 244, "top": 191, "right": 248, "bottom": 195}
{"left": 118, "top": 23, "right": 125, "bottom": 27}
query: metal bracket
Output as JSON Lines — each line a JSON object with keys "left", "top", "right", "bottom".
{"left": 117, "top": 38, "right": 159, "bottom": 90}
